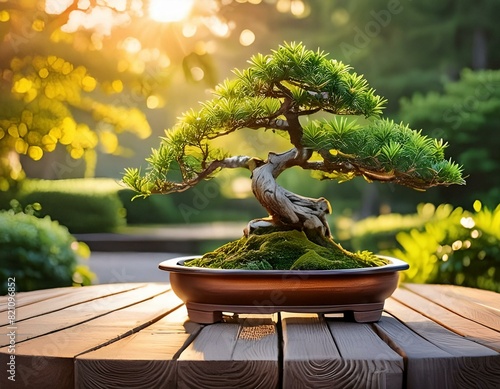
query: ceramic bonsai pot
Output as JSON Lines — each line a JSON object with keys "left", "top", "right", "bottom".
{"left": 159, "top": 256, "right": 409, "bottom": 324}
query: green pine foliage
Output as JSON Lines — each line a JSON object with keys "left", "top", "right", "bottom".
{"left": 124, "top": 42, "right": 463, "bottom": 197}
{"left": 399, "top": 69, "right": 500, "bottom": 207}
{"left": 302, "top": 117, "right": 464, "bottom": 189}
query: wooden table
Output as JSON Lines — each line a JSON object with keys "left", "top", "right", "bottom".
{"left": 1, "top": 282, "right": 499, "bottom": 388}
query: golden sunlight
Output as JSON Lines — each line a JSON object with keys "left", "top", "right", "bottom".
{"left": 148, "top": 0, "right": 195, "bottom": 23}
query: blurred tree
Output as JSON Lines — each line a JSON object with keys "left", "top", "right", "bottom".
{"left": 2, "top": 0, "right": 495, "bottom": 212}
{"left": 290, "top": 0, "right": 500, "bottom": 112}
{"left": 0, "top": 0, "right": 246, "bottom": 189}
{"left": 0, "top": 0, "right": 313, "bottom": 190}
{"left": 0, "top": 0, "right": 151, "bottom": 189}
{"left": 399, "top": 69, "right": 500, "bottom": 208}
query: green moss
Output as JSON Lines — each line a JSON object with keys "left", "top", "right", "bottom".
{"left": 186, "top": 229, "right": 389, "bottom": 270}
{"left": 291, "top": 250, "right": 353, "bottom": 270}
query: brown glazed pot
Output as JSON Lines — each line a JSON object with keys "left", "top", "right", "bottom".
{"left": 159, "top": 256, "right": 409, "bottom": 324}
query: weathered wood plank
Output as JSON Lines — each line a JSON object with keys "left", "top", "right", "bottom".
{"left": 374, "top": 313, "right": 454, "bottom": 389}
{"left": 0, "top": 286, "right": 180, "bottom": 389}
{"left": 0, "top": 283, "right": 166, "bottom": 346}
{"left": 2, "top": 282, "right": 498, "bottom": 389}
{"left": 0, "top": 286, "right": 80, "bottom": 312}
{"left": 177, "top": 316, "right": 279, "bottom": 389}
{"left": 403, "top": 283, "right": 500, "bottom": 331}
{"left": 432, "top": 284, "right": 500, "bottom": 311}
{"left": 281, "top": 314, "right": 403, "bottom": 389}
{"left": 327, "top": 320, "right": 403, "bottom": 388}
{"left": 75, "top": 306, "right": 198, "bottom": 389}
{"left": 0, "top": 283, "right": 145, "bottom": 325}
{"left": 392, "top": 287, "right": 500, "bottom": 351}
{"left": 383, "top": 297, "right": 500, "bottom": 389}
{"left": 4, "top": 288, "right": 181, "bottom": 356}
{"left": 416, "top": 284, "right": 500, "bottom": 311}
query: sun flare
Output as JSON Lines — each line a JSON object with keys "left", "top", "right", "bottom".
{"left": 148, "top": 0, "right": 195, "bottom": 23}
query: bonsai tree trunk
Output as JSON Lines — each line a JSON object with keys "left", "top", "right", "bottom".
{"left": 246, "top": 149, "right": 332, "bottom": 240}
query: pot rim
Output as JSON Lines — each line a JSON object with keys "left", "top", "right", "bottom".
{"left": 159, "top": 255, "right": 409, "bottom": 276}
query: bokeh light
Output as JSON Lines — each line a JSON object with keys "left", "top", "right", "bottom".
{"left": 239, "top": 29, "right": 255, "bottom": 46}
{"left": 148, "top": 0, "right": 195, "bottom": 23}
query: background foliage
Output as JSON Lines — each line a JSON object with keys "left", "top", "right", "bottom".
{"left": 0, "top": 201, "right": 94, "bottom": 294}
{"left": 339, "top": 201, "right": 500, "bottom": 292}
{"left": 17, "top": 178, "right": 126, "bottom": 233}
{"left": 398, "top": 69, "right": 500, "bottom": 208}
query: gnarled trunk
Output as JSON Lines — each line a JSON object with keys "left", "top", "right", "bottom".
{"left": 246, "top": 149, "right": 332, "bottom": 238}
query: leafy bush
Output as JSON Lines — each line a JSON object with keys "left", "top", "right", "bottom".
{"left": 10, "top": 178, "right": 126, "bottom": 233}
{"left": 2, "top": 178, "right": 261, "bottom": 229}
{"left": 387, "top": 201, "right": 500, "bottom": 292}
{"left": 118, "top": 189, "right": 180, "bottom": 224}
{"left": 340, "top": 201, "right": 500, "bottom": 292}
{"left": 341, "top": 203, "right": 454, "bottom": 252}
{"left": 0, "top": 201, "right": 94, "bottom": 294}
{"left": 120, "top": 179, "right": 264, "bottom": 225}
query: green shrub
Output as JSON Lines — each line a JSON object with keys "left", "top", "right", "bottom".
{"left": 0, "top": 201, "right": 94, "bottom": 294}
{"left": 339, "top": 201, "right": 500, "bottom": 292}
{"left": 118, "top": 189, "right": 182, "bottom": 224}
{"left": 14, "top": 179, "right": 126, "bottom": 233}
{"left": 0, "top": 188, "right": 16, "bottom": 210}
{"left": 3, "top": 178, "right": 261, "bottom": 230}
{"left": 337, "top": 203, "right": 453, "bottom": 252}
{"left": 387, "top": 201, "right": 500, "bottom": 292}
{"left": 120, "top": 179, "right": 264, "bottom": 225}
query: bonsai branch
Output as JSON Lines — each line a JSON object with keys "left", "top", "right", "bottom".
{"left": 153, "top": 155, "right": 259, "bottom": 194}
{"left": 303, "top": 159, "right": 443, "bottom": 190}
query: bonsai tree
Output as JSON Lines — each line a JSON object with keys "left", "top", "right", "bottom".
{"left": 123, "top": 42, "right": 464, "bottom": 270}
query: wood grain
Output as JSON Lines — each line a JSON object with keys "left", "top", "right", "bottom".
{"left": 392, "top": 286, "right": 500, "bottom": 351}
{"left": 1, "top": 282, "right": 499, "bottom": 389}
{"left": 75, "top": 306, "right": 197, "bottom": 389}
{"left": 374, "top": 313, "right": 453, "bottom": 389}
{"left": 0, "top": 283, "right": 145, "bottom": 325}
{"left": 0, "top": 284, "right": 179, "bottom": 389}
{"left": 0, "top": 284, "right": 167, "bottom": 346}
{"left": 433, "top": 284, "right": 500, "bottom": 311}
{"left": 383, "top": 297, "right": 500, "bottom": 389}
{"left": 403, "top": 283, "right": 500, "bottom": 331}
{"left": 177, "top": 316, "right": 279, "bottom": 389}
{"left": 282, "top": 315, "right": 403, "bottom": 389}
{"left": 327, "top": 320, "right": 403, "bottom": 388}
{"left": 0, "top": 286, "right": 81, "bottom": 312}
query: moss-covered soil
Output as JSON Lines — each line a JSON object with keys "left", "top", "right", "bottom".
{"left": 186, "top": 229, "right": 389, "bottom": 270}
